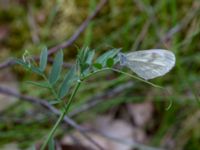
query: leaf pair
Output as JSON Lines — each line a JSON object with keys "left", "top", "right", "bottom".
{"left": 48, "top": 50, "right": 63, "bottom": 85}
{"left": 38, "top": 47, "right": 64, "bottom": 85}
{"left": 15, "top": 58, "right": 43, "bottom": 75}
{"left": 94, "top": 48, "right": 121, "bottom": 69}
{"left": 46, "top": 49, "right": 76, "bottom": 99}
{"left": 16, "top": 48, "right": 76, "bottom": 100}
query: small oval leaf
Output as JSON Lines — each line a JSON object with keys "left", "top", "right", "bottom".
{"left": 106, "top": 58, "right": 114, "bottom": 67}
{"left": 86, "top": 50, "right": 95, "bottom": 65}
{"left": 93, "top": 63, "right": 102, "bottom": 69}
{"left": 58, "top": 66, "right": 76, "bottom": 98}
{"left": 95, "top": 48, "right": 121, "bottom": 67}
{"left": 48, "top": 50, "right": 63, "bottom": 84}
{"left": 15, "top": 59, "right": 43, "bottom": 75}
{"left": 39, "top": 47, "right": 48, "bottom": 71}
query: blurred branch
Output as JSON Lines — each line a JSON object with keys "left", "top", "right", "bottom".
{"left": 27, "top": 4, "right": 40, "bottom": 44}
{"left": 132, "top": 0, "right": 200, "bottom": 47}
{"left": 0, "top": 57, "right": 72, "bottom": 70}
{"left": 0, "top": 84, "right": 162, "bottom": 150}
{"left": 132, "top": 0, "right": 163, "bottom": 44}
{"left": 90, "top": 130, "right": 164, "bottom": 150}
{"left": 0, "top": 85, "right": 77, "bottom": 127}
{"left": 0, "top": 0, "right": 108, "bottom": 70}
{"left": 69, "top": 82, "right": 133, "bottom": 117}
{"left": 0, "top": 85, "right": 104, "bottom": 150}
{"left": 132, "top": 21, "right": 150, "bottom": 50}
{"left": 160, "top": 6, "right": 200, "bottom": 44}
{"left": 48, "top": 0, "right": 108, "bottom": 55}
{"left": 0, "top": 58, "right": 16, "bottom": 69}
{"left": 48, "top": 57, "right": 73, "bottom": 68}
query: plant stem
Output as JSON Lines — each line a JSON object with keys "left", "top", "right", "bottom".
{"left": 40, "top": 81, "right": 81, "bottom": 150}
{"left": 40, "top": 67, "right": 161, "bottom": 149}
{"left": 82, "top": 68, "right": 110, "bottom": 80}
{"left": 110, "top": 68, "right": 163, "bottom": 88}
{"left": 109, "top": 68, "right": 175, "bottom": 110}
{"left": 83, "top": 67, "right": 162, "bottom": 88}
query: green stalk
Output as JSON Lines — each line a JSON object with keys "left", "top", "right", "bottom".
{"left": 40, "top": 67, "right": 162, "bottom": 149}
{"left": 40, "top": 81, "right": 81, "bottom": 150}
{"left": 110, "top": 68, "right": 163, "bottom": 89}
{"left": 83, "top": 67, "right": 162, "bottom": 89}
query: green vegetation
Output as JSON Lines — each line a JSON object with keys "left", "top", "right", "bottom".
{"left": 0, "top": 0, "right": 200, "bottom": 149}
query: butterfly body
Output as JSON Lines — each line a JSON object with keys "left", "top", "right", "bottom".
{"left": 119, "top": 49, "right": 175, "bottom": 80}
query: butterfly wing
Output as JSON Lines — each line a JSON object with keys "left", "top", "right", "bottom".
{"left": 124, "top": 49, "right": 175, "bottom": 80}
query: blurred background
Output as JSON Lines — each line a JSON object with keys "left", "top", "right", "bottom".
{"left": 0, "top": 0, "right": 200, "bottom": 149}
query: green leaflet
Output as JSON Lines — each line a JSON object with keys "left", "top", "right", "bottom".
{"left": 93, "top": 63, "right": 102, "bottom": 69}
{"left": 15, "top": 59, "right": 43, "bottom": 75}
{"left": 106, "top": 58, "right": 114, "bottom": 68}
{"left": 86, "top": 50, "right": 95, "bottom": 65}
{"left": 48, "top": 50, "right": 63, "bottom": 85}
{"left": 39, "top": 47, "right": 48, "bottom": 72}
{"left": 58, "top": 66, "right": 76, "bottom": 99}
{"left": 95, "top": 48, "right": 121, "bottom": 67}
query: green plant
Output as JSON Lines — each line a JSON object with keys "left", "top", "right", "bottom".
{"left": 16, "top": 47, "right": 163, "bottom": 149}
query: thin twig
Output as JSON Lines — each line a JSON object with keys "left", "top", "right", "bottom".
{"left": 160, "top": 6, "right": 200, "bottom": 44}
{"left": 0, "top": 58, "right": 16, "bottom": 70}
{"left": 48, "top": 0, "right": 108, "bottom": 55}
{"left": 69, "top": 82, "right": 133, "bottom": 117}
{"left": 89, "top": 129, "right": 165, "bottom": 150}
{"left": 0, "top": 85, "right": 163, "bottom": 150}
{"left": 132, "top": 0, "right": 164, "bottom": 45}
{"left": 48, "top": 57, "right": 73, "bottom": 68}
{"left": 0, "top": 0, "right": 108, "bottom": 70}
{"left": 27, "top": 4, "right": 40, "bottom": 44}
{"left": 133, "top": 0, "right": 200, "bottom": 48}
{"left": 131, "top": 21, "right": 150, "bottom": 50}
{"left": 0, "top": 85, "right": 104, "bottom": 150}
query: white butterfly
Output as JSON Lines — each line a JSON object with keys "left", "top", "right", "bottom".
{"left": 118, "top": 49, "right": 176, "bottom": 80}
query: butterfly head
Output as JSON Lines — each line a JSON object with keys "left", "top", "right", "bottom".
{"left": 118, "top": 52, "right": 127, "bottom": 66}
